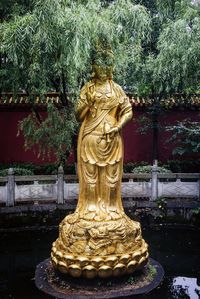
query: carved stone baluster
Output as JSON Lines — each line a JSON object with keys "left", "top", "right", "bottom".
{"left": 57, "top": 166, "right": 64, "bottom": 204}
{"left": 7, "top": 168, "right": 15, "bottom": 207}
{"left": 151, "top": 161, "right": 158, "bottom": 201}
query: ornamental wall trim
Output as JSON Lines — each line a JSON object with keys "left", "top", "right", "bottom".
{"left": 0, "top": 93, "right": 200, "bottom": 109}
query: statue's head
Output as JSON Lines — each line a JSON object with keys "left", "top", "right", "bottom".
{"left": 91, "top": 38, "right": 114, "bottom": 81}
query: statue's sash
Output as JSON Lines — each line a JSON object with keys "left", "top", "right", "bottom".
{"left": 83, "top": 101, "right": 117, "bottom": 138}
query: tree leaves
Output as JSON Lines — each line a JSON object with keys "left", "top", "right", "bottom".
{"left": 1, "top": 0, "right": 199, "bottom": 162}
{"left": 152, "top": 1, "right": 200, "bottom": 95}
{"left": 166, "top": 119, "right": 200, "bottom": 155}
{"left": 18, "top": 103, "right": 78, "bottom": 162}
{"left": 1, "top": 0, "right": 151, "bottom": 94}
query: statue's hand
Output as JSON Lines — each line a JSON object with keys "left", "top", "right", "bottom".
{"left": 106, "top": 126, "right": 118, "bottom": 135}
{"left": 87, "top": 99, "right": 97, "bottom": 117}
{"left": 104, "top": 126, "right": 119, "bottom": 143}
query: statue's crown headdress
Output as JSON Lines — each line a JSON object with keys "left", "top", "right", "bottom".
{"left": 91, "top": 37, "right": 114, "bottom": 67}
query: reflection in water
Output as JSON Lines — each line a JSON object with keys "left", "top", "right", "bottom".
{"left": 171, "top": 277, "right": 200, "bottom": 299}
{"left": 0, "top": 227, "right": 199, "bottom": 299}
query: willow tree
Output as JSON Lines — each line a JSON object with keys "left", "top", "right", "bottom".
{"left": 0, "top": 0, "right": 151, "bottom": 163}
{"left": 134, "top": 0, "right": 200, "bottom": 95}
{"left": 2, "top": 0, "right": 199, "bottom": 164}
{"left": 134, "top": 0, "right": 200, "bottom": 162}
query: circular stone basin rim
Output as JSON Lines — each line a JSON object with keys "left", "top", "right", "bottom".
{"left": 35, "top": 257, "right": 164, "bottom": 299}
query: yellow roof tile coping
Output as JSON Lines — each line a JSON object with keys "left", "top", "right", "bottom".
{"left": 0, "top": 93, "right": 200, "bottom": 108}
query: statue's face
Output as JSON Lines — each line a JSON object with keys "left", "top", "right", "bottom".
{"left": 92, "top": 50, "right": 114, "bottom": 81}
{"left": 92, "top": 64, "right": 113, "bottom": 81}
{"left": 93, "top": 64, "right": 107, "bottom": 81}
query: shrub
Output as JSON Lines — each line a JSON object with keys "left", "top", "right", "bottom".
{"left": 123, "top": 162, "right": 149, "bottom": 173}
{"left": 164, "top": 159, "right": 200, "bottom": 173}
{"left": 0, "top": 168, "right": 34, "bottom": 177}
{"left": 132, "top": 165, "right": 171, "bottom": 173}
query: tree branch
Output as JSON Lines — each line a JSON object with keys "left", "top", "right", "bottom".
{"left": 60, "top": 68, "right": 68, "bottom": 107}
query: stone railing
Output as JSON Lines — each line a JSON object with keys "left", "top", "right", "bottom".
{"left": 0, "top": 166, "right": 199, "bottom": 207}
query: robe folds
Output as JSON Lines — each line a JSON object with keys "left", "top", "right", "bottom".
{"left": 75, "top": 80, "right": 132, "bottom": 220}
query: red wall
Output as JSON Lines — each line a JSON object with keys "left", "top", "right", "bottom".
{"left": 0, "top": 110, "right": 57, "bottom": 164}
{"left": 123, "top": 112, "right": 152, "bottom": 163}
{"left": 0, "top": 108, "right": 199, "bottom": 165}
{"left": 123, "top": 110, "right": 200, "bottom": 163}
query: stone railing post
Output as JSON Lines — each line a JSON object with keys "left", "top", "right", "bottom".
{"left": 57, "top": 165, "right": 64, "bottom": 204}
{"left": 151, "top": 161, "right": 158, "bottom": 201}
{"left": 6, "top": 168, "right": 15, "bottom": 207}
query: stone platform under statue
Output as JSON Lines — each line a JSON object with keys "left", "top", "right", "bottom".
{"left": 35, "top": 257, "right": 164, "bottom": 298}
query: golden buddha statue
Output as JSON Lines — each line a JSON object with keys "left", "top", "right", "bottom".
{"left": 51, "top": 45, "right": 149, "bottom": 279}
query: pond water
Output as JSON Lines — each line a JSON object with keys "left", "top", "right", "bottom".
{"left": 0, "top": 225, "right": 199, "bottom": 299}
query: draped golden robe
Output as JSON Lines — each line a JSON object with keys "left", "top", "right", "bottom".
{"left": 51, "top": 79, "right": 149, "bottom": 279}
{"left": 75, "top": 80, "right": 132, "bottom": 221}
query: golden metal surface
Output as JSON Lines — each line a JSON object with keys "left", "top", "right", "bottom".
{"left": 51, "top": 63, "right": 149, "bottom": 279}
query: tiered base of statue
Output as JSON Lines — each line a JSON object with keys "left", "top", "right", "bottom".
{"left": 51, "top": 212, "right": 149, "bottom": 279}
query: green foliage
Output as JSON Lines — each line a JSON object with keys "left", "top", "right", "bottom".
{"left": 155, "top": 197, "right": 167, "bottom": 211}
{"left": 1, "top": 0, "right": 200, "bottom": 162}
{"left": 147, "top": 263, "right": 157, "bottom": 279}
{"left": 0, "top": 163, "right": 76, "bottom": 175}
{"left": 0, "top": 0, "right": 151, "bottom": 162}
{"left": 18, "top": 103, "right": 78, "bottom": 162}
{"left": 1, "top": 0, "right": 199, "bottom": 95}
{"left": 0, "top": 160, "right": 198, "bottom": 175}
{"left": 191, "top": 207, "right": 200, "bottom": 215}
{"left": 0, "top": 168, "right": 34, "bottom": 176}
{"left": 166, "top": 119, "right": 200, "bottom": 155}
{"left": 132, "top": 165, "right": 171, "bottom": 173}
{"left": 124, "top": 159, "right": 200, "bottom": 173}
{"left": 163, "top": 159, "right": 200, "bottom": 173}
{"left": 0, "top": 0, "right": 34, "bottom": 21}
{"left": 126, "top": 275, "right": 136, "bottom": 285}
{"left": 191, "top": 207, "right": 200, "bottom": 226}
{"left": 123, "top": 161, "right": 149, "bottom": 173}
{"left": 137, "top": 112, "right": 164, "bottom": 135}
{"left": 0, "top": 0, "right": 151, "bottom": 94}
{"left": 131, "top": 0, "right": 200, "bottom": 96}
{"left": 153, "top": 3, "right": 200, "bottom": 94}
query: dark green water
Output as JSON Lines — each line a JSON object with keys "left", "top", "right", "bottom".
{"left": 0, "top": 226, "right": 199, "bottom": 299}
